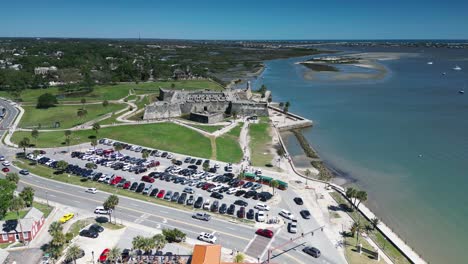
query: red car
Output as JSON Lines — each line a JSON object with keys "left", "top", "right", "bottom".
{"left": 123, "top": 181, "right": 131, "bottom": 189}
{"left": 110, "top": 176, "right": 122, "bottom": 185}
{"left": 99, "top": 248, "right": 110, "bottom": 262}
{"left": 157, "top": 189, "right": 165, "bottom": 199}
{"left": 141, "top": 175, "right": 155, "bottom": 183}
{"left": 256, "top": 229, "right": 274, "bottom": 238}
{"left": 2, "top": 167, "right": 9, "bottom": 173}
{"left": 147, "top": 161, "right": 160, "bottom": 168}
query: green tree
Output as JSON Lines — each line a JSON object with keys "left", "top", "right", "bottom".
{"left": 36, "top": 93, "right": 58, "bottom": 109}
{"left": 346, "top": 187, "right": 357, "bottom": 205}
{"left": 107, "top": 246, "right": 122, "bottom": 263}
{"left": 65, "top": 232, "right": 74, "bottom": 243}
{"left": 6, "top": 173, "right": 20, "bottom": 184}
{"left": 92, "top": 123, "right": 101, "bottom": 134}
{"left": 270, "top": 180, "right": 279, "bottom": 196}
{"left": 31, "top": 129, "right": 39, "bottom": 145}
{"left": 48, "top": 221, "right": 63, "bottom": 237}
{"left": 77, "top": 108, "right": 88, "bottom": 119}
{"left": 355, "top": 190, "right": 368, "bottom": 210}
{"left": 91, "top": 138, "right": 98, "bottom": 150}
{"left": 141, "top": 150, "right": 149, "bottom": 159}
{"left": 234, "top": 253, "right": 246, "bottom": 263}
{"left": 370, "top": 218, "right": 380, "bottom": 230}
{"left": 0, "top": 179, "right": 16, "bottom": 219}
{"left": 152, "top": 234, "right": 167, "bottom": 251}
{"left": 85, "top": 163, "right": 96, "bottom": 170}
{"left": 162, "top": 228, "right": 186, "bottom": 243}
{"left": 114, "top": 143, "right": 123, "bottom": 154}
{"left": 19, "top": 137, "right": 30, "bottom": 154}
{"left": 19, "top": 186, "right": 35, "bottom": 207}
{"left": 80, "top": 98, "right": 86, "bottom": 109}
{"left": 65, "top": 244, "right": 83, "bottom": 264}
{"left": 9, "top": 196, "right": 25, "bottom": 242}
{"left": 350, "top": 221, "right": 365, "bottom": 245}
{"left": 132, "top": 235, "right": 145, "bottom": 260}
{"left": 56, "top": 160, "right": 69, "bottom": 172}
{"left": 64, "top": 130, "right": 72, "bottom": 139}
{"left": 103, "top": 194, "right": 119, "bottom": 223}
{"left": 103, "top": 100, "right": 109, "bottom": 108}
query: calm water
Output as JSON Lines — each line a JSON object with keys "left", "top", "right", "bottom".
{"left": 255, "top": 47, "right": 468, "bottom": 263}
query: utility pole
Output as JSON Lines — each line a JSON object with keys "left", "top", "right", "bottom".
{"left": 265, "top": 225, "right": 325, "bottom": 263}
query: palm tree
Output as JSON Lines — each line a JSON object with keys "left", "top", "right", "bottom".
{"left": 6, "top": 173, "right": 20, "bottom": 184}
{"left": 142, "top": 150, "right": 149, "bottom": 159}
{"left": 80, "top": 98, "right": 86, "bottom": 109}
{"left": 350, "top": 222, "right": 365, "bottom": 245}
{"left": 66, "top": 244, "right": 83, "bottom": 264}
{"left": 114, "top": 143, "right": 123, "bottom": 154}
{"left": 107, "top": 246, "right": 122, "bottom": 263}
{"left": 9, "top": 197, "right": 25, "bottom": 242}
{"left": 48, "top": 221, "right": 63, "bottom": 237}
{"left": 132, "top": 235, "right": 144, "bottom": 260}
{"left": 77, "top": 109, "right": 88, "bottom": 119}
{"left": 19, "top": 186, "right": 35, "bottom": 207}
{"left": 91, "top": 139, "right": 98, "bottom": 150}
{"left": 92, "top": 123, "right": 101, "bottom": 134}
{"left": 270, "top": 180, "right": 279, "bottom": 196}
{"left": 152, "top": 234, "right": 167, "bottom": 252}
{"left": 233, "top": 252, "right": 245, "bottom": 263}
{"left": 346, "top": 187, "right": 357, "bottom": 205}
{"left": 19, "top": 137, "right": 30, "bottom": 154}
{"left": 31, "top": 129, "right": 39, "bottom": 146}
{"left": 370, "top": 218, "right": 380, "bottom": 230}
{"left": 103, "top": 194, "right": 119, "bottom": 223}
{"left": 103, "top": 100, "right": 109, "bottom": 108}
{"left": 140, "top": 237, "right": 155, "bottom": 260}
{"left": 64, "top": 130, "right": 72, "bottom": 139}
{"left": 355, "top": 190, "right": 368, "bottom": 210}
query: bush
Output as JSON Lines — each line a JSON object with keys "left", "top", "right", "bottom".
{"left": 162, "top": 228, "right": 186, "bottom": 243}
{"left": 36, "top": 93, "right": 58, "bottom": 109}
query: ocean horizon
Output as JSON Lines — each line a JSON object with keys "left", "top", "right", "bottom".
{"left": 255, "top": 46, "right": 468, "bottom": 263}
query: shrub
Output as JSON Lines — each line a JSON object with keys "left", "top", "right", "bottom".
{"left": 36, "top": 93, "right": 58, "bottom": 109}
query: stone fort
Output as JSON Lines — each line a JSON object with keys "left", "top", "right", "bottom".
{"left": 143, "top": 85, "right": 268, "bottom": 123}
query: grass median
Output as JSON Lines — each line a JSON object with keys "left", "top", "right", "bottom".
{"left": 215, "top": 122, "right": 244, "bottom": 163}
{"left": 248, "top": 117, "right": 274, "bottom": 166}
{"left": 12, "top": 122, "right": 212, "bottom": 158}
{"left": 14, "top": 159, "right": 255, "bottom": 225}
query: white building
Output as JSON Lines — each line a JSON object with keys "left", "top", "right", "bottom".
{"left": 34, "top": 66, "right": 57, "bottom": 75}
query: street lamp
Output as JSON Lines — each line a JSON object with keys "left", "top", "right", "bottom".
{"left": 91, "top": 251, "right": 94, "bottom": 264}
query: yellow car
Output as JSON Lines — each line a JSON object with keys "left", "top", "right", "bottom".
{"left": 59, "top": 213, "right": 74, "bottom": 223}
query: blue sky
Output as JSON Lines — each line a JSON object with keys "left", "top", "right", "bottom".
{"left": 2, "top": 0, "right": 467, "bottom": 39}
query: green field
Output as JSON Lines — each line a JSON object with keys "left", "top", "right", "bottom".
{"left": 12, "top": 122, "right": 212, "bottom": 158}
{"left": 215, "top": 122, "right": 244, "bottom": 163}
{"left": 249, "top": 118, "right": 274, "bottom": 166}
{"left": 191, "top": 124, "right": 225, "bottom": 133}
{"left": 1, "top": 202, "right": 53, "bottom": 220}
{"left": 0, "top": 80, "right": 224, "bottom": 103}
{"left": 19, "top": 103, "right": 125, "bottom": 129}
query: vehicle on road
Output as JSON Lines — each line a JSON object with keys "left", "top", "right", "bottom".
{"left": 303, "top": 246, "right": 321, "bottom": 258}
{"left": 19, "top": 169, "right": 29, "bottom": 175}
{"left": 59, "top": 213, "right": 74, "bottom": 223}
{"left": 2, "top": 161, "right": 10, "bottom": 166}
{"left": 279, "top": 209, "right": 295, "bottom": 220}
{"left": 94, "top": 206, "right": 111, "bottom": 215}
{"left": 300, "top": 210, "right": 311, "bottom": 219}
{"left": 293, "top": 197, "right": 304, "bottom": 205}
{"left": 256, "top": 228, "right": 274, "bottom": 238}
{"left": 197, "top": 232, "right": 217, "bottom": 243}
{"left": 192, "top": 212, "right": 211, "bottom": 221}
{"left": 85, "top": 188, "right": 97, "bottom": 194}
{"left": 79, "top": 229, "right": 99, "bottom": 238}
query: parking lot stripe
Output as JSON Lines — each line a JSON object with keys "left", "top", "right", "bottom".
{"left": 243, "top": 235, "right": 257, "bottom": 252}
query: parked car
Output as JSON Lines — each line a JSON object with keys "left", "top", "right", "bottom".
{"left": 149, "top": 188, "right": 159, "bottom": 197}
{"left": 157, "top": 189, "right": 166, "bottom": 199}
{"left": 219, "top": 203, "right": 227, "bottom": 214}
{"left": 135, "top": 182, "right": 146, "bottom": 193}
{"left": 293, "top": 197, "right": 304, "bottom": 205}
{"left": 256, "top": 229, "right": 274, "bottom": 238}
{"left": 279, "top": 209, "right": 295, "bottom": 220}
{"left": 99, "top": 248, "right": 110, "bottom": 262}
{"left": 254, "top": 203, "right": 270, "bottom": 211}
{"left": 129, "top": 182, "right": 139, "bottom": 191}
{"left": 300, "top": 210, "right": 311, "bottom": 219}
{"left": 246, "top": 209, "right": 255, "bottom": 220}
{"left": 197, "top": 232, "right": 217, "bottom": 243}
{"left": 192, "top": 212, "right": 211, "bottom": 221}
{"left": 89, "top": 224, "right": 104, "bottom": 233}
{"left": 171, "top": 192, "right": 180, "bottom": 202}
{"left": 183, "top": 187, "right": 195, "bottom": 194}
{"left": 227, "top": 204, "right": 236, "bottom": 215}
{"left": 256, "top": 210, "right": 265, "bottom": 222}
{"left": 234, "top": 199, "right": 248, "bottom": 207}
{"left": 79, "top": 229, "right": 98, "bottom": 238}
{"left": 210, "top": 192, "right": 224, "bottom": 199}
{"left": 288, "top": 219, "right": 298, "bottom": 233}
{"left": 2, "top": 167, "right": 9, "bottom": 173}
{"left": 237, "top": 206, "right": 246, "bottom": 218}
{"left": 59, "top": 213, "right": 74, "bottom": 223}
{"left": 303, "top": 246, "right": 321, "bottom": 258}
{"left": 194, "top": 197, "right": 204, "bottom": 208}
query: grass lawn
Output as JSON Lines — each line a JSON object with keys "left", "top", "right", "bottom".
{"left": 0, "top": 80, "right": 224, "bottom": 103}
{"left": 101, "top": 222, "right": 125, "bottom": 230}
{"left": 249, "top": 118, "right": 274, "bottom": 166}
{"left": 191, "top": 124, "right": 225, "bottom": 133}
{"left": 14, "top": 159, "right": 255, "bottom": 225}
{"left": 19, "top": 103, "right": 125, "bottom": 129}
{"left": 1, "top": 202, "right": 52, "bottom": 221}
{"left": 344, "top": 235, "right": 386, "bottom": 264}
{"left": 0, "top": 243, "right": 12, "bottom": 249}
{"left": 330, "top": 192, "right": 410, "bottom": 264}
{"left": 12, "top": 122, "right": 212, "bottom": 158}
{"left": 33, "top": 201, "right": 53, "bottom": 218}
{"left": 1, "top": 210, "right": 28, "bottom": 221}
{"left": 215, "top": 122, "right": 244, "bottom": 163}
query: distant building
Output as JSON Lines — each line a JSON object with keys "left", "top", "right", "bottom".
{"left": 8, "top": 64, "right": 22, "bottom": 71}
{"left": 34, "top": 66, "right": 57, "bottom": 75}
{"left": 0, "top": 207, "right": 45, "bottom": 244}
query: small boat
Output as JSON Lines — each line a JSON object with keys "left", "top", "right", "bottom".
{"left": 459, "top": 90, "right": 465, "bottom": 94}
{"left": 442, "top": 72, "right": 446, "bottom": 75}
{"left": 453, "top": 65, "right": 462, "bottom": 71}
{"left": 427, "top": 61, "right": 433, "bottom": 65}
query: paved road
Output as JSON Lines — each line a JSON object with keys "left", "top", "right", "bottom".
{"left": 0, "top": 99, "right": 345, "bottom": 264}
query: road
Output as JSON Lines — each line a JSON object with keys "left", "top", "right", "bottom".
{"left": 0, "top": 99, "right": 345, "bottom": 264}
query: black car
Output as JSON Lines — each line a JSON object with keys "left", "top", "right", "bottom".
{"left": 149, "top": 188, "right": 160, "bottom": 197}
{"left": 190, "top": 158, "right": 196, "bottom": 164}
{"left": 178, "top": 193, "right": 187, "bottom": 204}
{"left": 186, "top": 195, "right": 195, "bottom": 206}
{"left": 174, "top": 160, "right": 183, "bottom": 165}
{"left": 130, "top": 182, "right": 139, "bottom": 191}
{"left": 293, "top": 197, "right": 304, "bottom": 205}
{"left": 244, "top": 191, "right": 257, "bottom": 199}
{"left": 121, "top": 249, "right": 130, "bottom": 262}
{"left": 210, "top": 192, "right": 224, "bottom": 200}
{"left": 300, "top": 210, "right": 311, "bottom": 219}
{"left": 243, "top": 182, "right": 254, "bottom": 188}
{"left": 235, "top": 190, "right": 246, "bottom": 197}
{"left": 184, "top": 157, "right": 191, "bottom": 163}
{"left": 246, "top": 209, "right": 255, "bottom": 220}
{"left": 237, "top": 206, "right": 246, "bottom": 218}
{"left": 195, "top": 159, "right": 202, "bottom": 165}
{"left": 303, "top": 247, "right": 321, "bottom": 258}
{"left": 79, "top": 229, "right": 98, "bottom": 238}
{"left": 188, "top": 165, "right": 198, "bottom": 170}
{"left": 219, "top": 203, "right": 227, "bottom": 214}
{"left": 194, "top": 197, "right": 204, "bottom": 208}
{"left": 171, "top": 192, "right": 180, "bottom": 202}
{"left": 234, "top": 199, "right": 248, "bottom": 207}
{"left": 210, "top": 201, "right": 219, "bottom": 212}
{"left": 135, "top": 182, "right": 146, "bottom": 193}
{"left": 89, "top": 224, "right": 104, "bottom": 233}
{"left": 227, "top": 204, "right": 236, "bottom": 215}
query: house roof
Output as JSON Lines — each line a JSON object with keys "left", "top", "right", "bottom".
{"left": 191, "top": 244, "right": 222, "bottom": 264}
{"left": 0, "top": 207, "right": 44, "bottom": 233}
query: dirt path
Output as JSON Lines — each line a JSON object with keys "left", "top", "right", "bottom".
{"left": 210, "top": 136, "right": 217, "bottom": 160}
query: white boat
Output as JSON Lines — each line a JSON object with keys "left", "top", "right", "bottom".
{"left": 453, "top": 65, "right": 462, "bottom": 71}
{"left": 427, "top": 61, "right": 433, "bottom": 65}
{"left": 459, "top": 90, "right": 464, "bottom": 94}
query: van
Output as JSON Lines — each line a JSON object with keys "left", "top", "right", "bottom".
{"left": 94, "top": 206, "right": 110, "bottom": 214}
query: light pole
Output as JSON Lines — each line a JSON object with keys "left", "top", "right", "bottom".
{"left": 91, "top": 251, "right": 94, "bottom": 264}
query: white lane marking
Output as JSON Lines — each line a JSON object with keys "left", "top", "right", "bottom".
{"left": 260, "top": 228, "right": 282, "bottom": 260}
{"left": 243, "top": 234, "right": 257, "bottom": 252}
{"left": 48, "top": 194, "right": 57, "bottom": 198}
{"left": 159, "top": 210, "right": 168, "bottom": 214}
{"left": 130, "top": 203, "right": 140, "bottom": 207}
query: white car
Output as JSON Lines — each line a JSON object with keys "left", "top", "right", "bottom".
{"left": 85, "top": 188, "right": 97, "bottom": 194}
{"left": 227, "top": 188, "right": 238, "bottom": 194}
{"left": 94, "top": 206, "right": 110, "bottom": 214}
{"left": 279, "top": 209, "right": 295, "bottom": 220}
{"left": 288, "top": 219, "right": 298, "bottom": 233}
{"left": 197, "top": 232, "right": 217, "bottom": 244}
{"left": 166, "top": 153, "right": 174, "bottom": 159}
{"left": 0, "top": 156, "right": 5, "bottom": 161}
{"left": 203, "top": 200, "right": 211, "bottom": 210}
{"left": 256, "top": 210, "right": 265, "bottom": 222}
{"left": 2, "top": 161, "right": 11, "bottom": 166}
{"left": 98, "top": 174, "right": 108, "bottom": 182}
{"left": 254, "top": 203, "right": 270, "bottom": 211}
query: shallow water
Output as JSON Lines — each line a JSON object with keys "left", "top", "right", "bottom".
{"left": 255, "top": 47, "right": 468, "bottom": 263}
